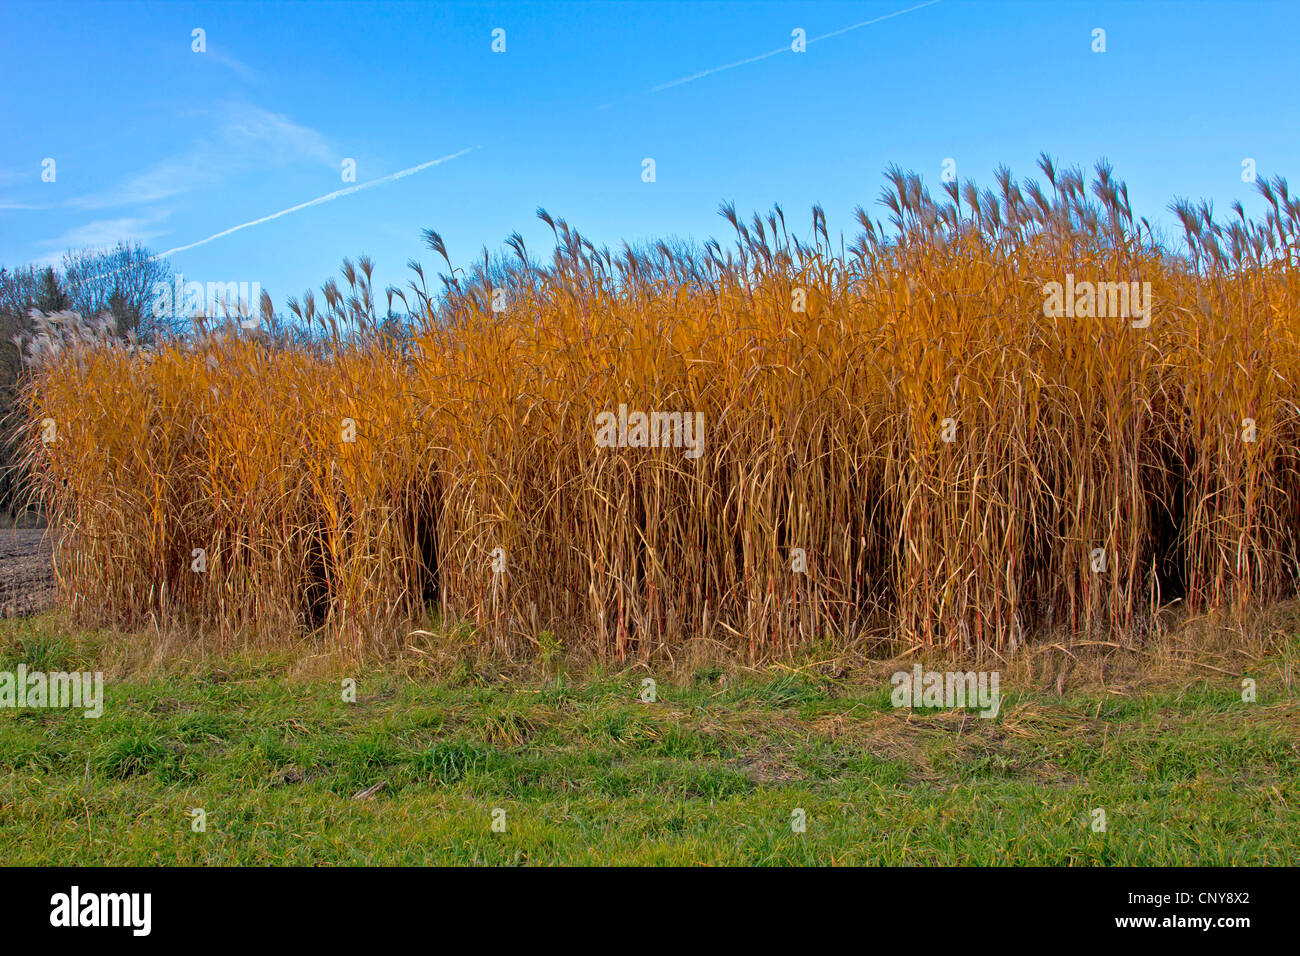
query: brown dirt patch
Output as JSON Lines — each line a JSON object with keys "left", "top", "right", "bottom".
{"left": 0, "top": 528, "right": 55, "bottom": 617}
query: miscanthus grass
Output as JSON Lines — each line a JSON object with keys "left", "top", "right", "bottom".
{"left": 15, "top": 156, "right": 1300, "bottom": 663}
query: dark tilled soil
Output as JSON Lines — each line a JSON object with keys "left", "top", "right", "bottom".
{"left": 0, "top": 528, "right": 56, "bottom": 617}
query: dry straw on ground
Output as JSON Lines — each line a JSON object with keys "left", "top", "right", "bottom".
{"left": 16, "top": 156, "right": 1300, "bottom": 663}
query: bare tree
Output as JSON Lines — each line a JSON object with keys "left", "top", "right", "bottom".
{"left": 60, "top": 241, "right": 179, "bottom": 343}
{"left": 0, "top": 265, "right": 42, "bottom": 319}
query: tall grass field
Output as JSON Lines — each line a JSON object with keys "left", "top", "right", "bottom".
{"left": 16, "top": 156, "right": 1300, "bottom": 664}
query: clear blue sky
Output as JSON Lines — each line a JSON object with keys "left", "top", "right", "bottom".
{"left": 1, "top": 0, "right": 1295, "bottom": 309}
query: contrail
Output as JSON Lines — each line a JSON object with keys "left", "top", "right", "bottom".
{"left": 652, "top": 47, "right": 787, "bottom": 93}
{"left": 151, "top": 145, "right": 481, "bottom": 259}
{"left": 806, "top": 0, "right": 941, "bottom": 43}
{"left": 651, "top": 0, "right": 941, "bottom": 92}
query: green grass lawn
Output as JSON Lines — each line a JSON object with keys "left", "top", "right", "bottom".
{"left": 1, "top": 613, "right": 1296, "bottom": 865}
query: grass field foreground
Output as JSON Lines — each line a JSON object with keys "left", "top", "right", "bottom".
{"left": 1, "top": 611, "right": 1296, "bottom": 865}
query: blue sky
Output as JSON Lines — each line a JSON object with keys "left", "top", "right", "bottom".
{"left": 1, "top": 0, "right": 1295, "bottom": 309}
